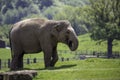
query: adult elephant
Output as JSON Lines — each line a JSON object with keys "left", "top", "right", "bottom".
{"left": 10, "top": 18, "right": 78, "bottom": 70}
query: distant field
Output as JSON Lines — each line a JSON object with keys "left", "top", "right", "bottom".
{"left": 0, "top": 33, "right": 120, "bottom": 59}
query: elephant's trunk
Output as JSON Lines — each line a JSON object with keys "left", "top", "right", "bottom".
{"left": 68, "top": 33, "right": 78, "bottom": 51}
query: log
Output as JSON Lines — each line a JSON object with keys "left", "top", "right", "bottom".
{"left": 0, "top": 70, "right": 37, "bottom": 80}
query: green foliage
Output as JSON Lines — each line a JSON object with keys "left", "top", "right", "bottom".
{"left": 0, "top": 25, "right": 11, "bottom": 46}
{"left": 53, "top": 5, "right": 90, "bottom": 35}
{"left": 40, "top": 0, "right": 53, "bottom": 9}
{"left": 89, "top": 0, "right": 120, "bottom": 41}
{"left": 0, "top": 48, "right": 11, "bottom": 59}
{"left": 42, "top": 6, "right": 61, "bottom": 19}
{"left": 84, "top": 0, "right": 120, "bottom": 57}
{"left": 0, "top": 0, "right": 41, "bottom": 24}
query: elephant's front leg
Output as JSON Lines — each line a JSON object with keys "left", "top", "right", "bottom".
{"left": 43, "top": 50, "right": 52, "bottom": 68}
{"left": 50, "top": 48, "right": 58, "bottom": 67}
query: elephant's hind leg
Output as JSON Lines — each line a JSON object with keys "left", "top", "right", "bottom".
{"left": 10, "top": 52, "right": 24, "bottom": 70}
{"left": 18, "top": 52, "right": 24, "bottom": 69}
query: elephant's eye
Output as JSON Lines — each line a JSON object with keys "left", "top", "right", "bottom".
{"left": 66, "top": 30, "right": 70, "bottom": 34}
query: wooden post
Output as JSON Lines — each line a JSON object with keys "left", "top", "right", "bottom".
{"left": 8, "top": 59, "right": 11, "bottom": 68}
{"left": 33, "top": 58, "right": 37, "bottom": 63}
{"left": 27, "top": 58, "right": 30, "bottom": 64}
{"left": 0, "top": 59, "right": 1, "bottom": 69}
{"left": 61, "top": 57, "right": 64, "bottom": 62}
{"left": 97, "top": 53, "right": 99, "bottom": 58}
{"left": 66, "top": 58, "right": 69, "bottom": 61}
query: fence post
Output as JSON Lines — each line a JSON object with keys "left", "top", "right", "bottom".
{"left": 33, "top": 58, "right": 37, "bottom": 63}
{"left": 66, "top": 58, "right": 69, "bottom": 61}
{"left": 97, "top": 53, "right": 99, "bottom": 58}
{"left": 0, "top": 59, "right": 1, "bottom": 69}
{"left": 27, "top": 58, "right": 30, "bottom": 64}
{"left": 8, "top": 59, "right": 11, "bottom": 68}
{"left": 61, "top": 57, "right": 64, "bottom": 62}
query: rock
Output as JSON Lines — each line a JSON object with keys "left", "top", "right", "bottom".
{"left": 0, "top": 70, "right": 37, "bottom": 80}
{"left": 80, "top": 55, "right": 86, "bottom": 60}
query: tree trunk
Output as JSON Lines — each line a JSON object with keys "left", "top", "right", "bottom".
{"left": 107, "top": 39, "right": 113, "bottom": 58}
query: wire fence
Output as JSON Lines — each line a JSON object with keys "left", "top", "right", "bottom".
{"left": 0, "top": 50, "right": 120, "bottom": 70}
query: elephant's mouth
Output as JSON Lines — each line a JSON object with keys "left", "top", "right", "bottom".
{"left": 67, "top": 40, "right": 75, "bottom": 51}
{"left": 65, "top": 36, "right": 78, "bottom": 51}
{"left": 68, "top": 40, "right": 73, "bottom": 48}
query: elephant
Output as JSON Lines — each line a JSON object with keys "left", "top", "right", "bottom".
{"left": 9, "top": 18, "right": 78, "bottom": 70}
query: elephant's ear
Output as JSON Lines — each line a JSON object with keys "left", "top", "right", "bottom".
{"left": 51, "top": 23, "right": 63, "bottom": 37}
{"left": 53, "top": 23, "right": 63, "bottom": 32}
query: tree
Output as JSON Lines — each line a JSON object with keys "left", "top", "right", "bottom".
{"left": 54, "top": 5, "right": 89, "bottom": 35}
{"left": 89, "top": 0, "right": 120, "bottom": 58}
{"left": 40, "top": 0, "right": 53, "bottom": 9}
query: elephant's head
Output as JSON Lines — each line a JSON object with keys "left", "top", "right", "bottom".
{"left": 51, "top": 20, "right": 78, "bottom": 51}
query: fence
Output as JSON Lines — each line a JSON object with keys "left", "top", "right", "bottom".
{"left": 0, "top": 57, "right": 73, "bottom": 70}
{"left": 0, "top": 50, "right": 120, "bottom": 70}
{"left": 58, "top": 50, "right": 120, "bottom": 58}
{"left": 0, "top": 58, "right": 44, "bottom": 70}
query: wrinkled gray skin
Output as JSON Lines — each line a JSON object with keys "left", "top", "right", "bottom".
{"left": 10, "top": 18, "right": 78, "bottom": 70}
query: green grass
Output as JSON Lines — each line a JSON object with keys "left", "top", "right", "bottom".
{"left": 23, "top": 58, "right": 120, "bottom": 80}
{"left": 0, "top": 48, "right": 11, "bottom": 59}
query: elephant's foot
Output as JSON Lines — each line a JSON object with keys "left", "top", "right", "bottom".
{"left": 10, "top": 62, "right": 23, "bottom": 71}
{"left": 50, "top": 59, "right": 58, "bottom": 67}
{"left": 45, "top": 66, "right": 54, "bottom": 70}
{"left": 10, "top": 66, "right": 23, "bottom": 71}
{"left": 50, "top": 63, "right": 55, "bottom": 67}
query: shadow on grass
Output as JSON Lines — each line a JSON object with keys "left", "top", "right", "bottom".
{"left": 24, "top": 64, "right": 77, "bottom": 71}
{"left": 54, "top": 64, "right": 77, "bottom": 69}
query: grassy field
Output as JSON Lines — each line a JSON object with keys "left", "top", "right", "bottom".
{"left": 24, "top": 58, "right": 120, "bottom": 80}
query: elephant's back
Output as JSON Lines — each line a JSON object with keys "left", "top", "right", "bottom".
{"left": 11, "top": 18, "right": 46, "bottom": 35}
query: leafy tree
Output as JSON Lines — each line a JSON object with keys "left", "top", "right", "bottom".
{"left": 54, "top": 5, "right": 89, "bottom": 35}
{"left": 0, "top": 25, "right": 11, "bottom": 46}
{"left": 43, "top": 6, "right": 61, "bottom": 19}
{"left": 40, "top": 0, "right": 53, "bottom": 9}
{"left": 89, "top": 0, "right": 120, "bottom": 58}
{"left": 15, "top": 0, "right": 32, "bottom": 9}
